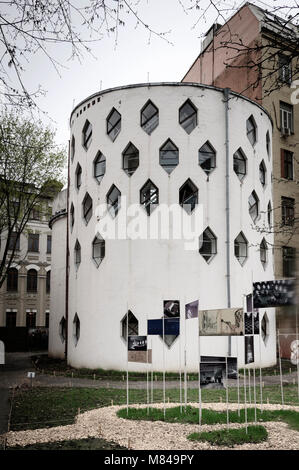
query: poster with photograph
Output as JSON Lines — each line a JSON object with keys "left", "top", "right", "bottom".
{"left": 201, "top": 356, "right": 238, "bottom": 380}
{"left": 253, "top": 279, "right": 296, "bottom": 308}
{"left": 147, "top": 318, "right": 180, "bottom": 335}
{"left": 128, "top": 336, "right": 147, "bottom": 351}
{"left": 198, "top": 308, "right": 244, "bottom": 336}
{"left": 164, "top": 300, "right": 180, "bottom": 318}
{"left": 246, "top": 294, "right": 253, "bottom": 313}
{"left": 245, "top": 336, "right": 254, "bottom": 364}
{"left": 244, "top": 310, "right": 259, "bottom": 335}
{"left": 128, "top": 349, "right": 152, "bottom": 364}
{"left": 185, "top": 300, "right": 199, "bottom": 320}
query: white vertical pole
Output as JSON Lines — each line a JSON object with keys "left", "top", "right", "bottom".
{"left": 258, "top": 315, "right": 263, "bottom": 413}
{"left": 248, "top": 367, "right": 251, "bottom": 404}
{"left": 278, "top": 329, "right": 284, "bottom": 406}
{"left": 151, "top": 338, "right": 154, "bottom": 406}
{"left": 226, "top": 355, "right": 229, "bottom": 428}
{"left": 184, "top": 309, "right": 187, "bottom": 411}
{"left": 198, "top": 325, "right": 202, "bottom": 427}
{"left": 179, "top": 313, "right": 182, "bottom": 413}
{"left": 252, "top": 313, "right": 257, "bottom": 423}
{"left": 236, "top": 337, "right": 240, "bottom": 417}
{"left": 147, "top": 315, "right": 149, "bottom": 415}
{"left": 244, "top": 367, "right": 248, "bottom": 434}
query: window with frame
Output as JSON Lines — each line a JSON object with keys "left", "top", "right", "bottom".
{"left": 140, "top": 179, "right": 159, "bottom": 215}
{"left": 281, "top": 149, "right": 293, "bottom": 180}
{"left": 199, "top": 227, "right": 217, "bottom": 263}
{"left": 75, "top": 163, "right": 82, "bottom": 190}
{"left": 7, "top": 268, "right": 18, "bottom": 291}
{"left": 280, "top": 101, "right": 294, "bottom": 133}
{"left": 179, "top": 179, "right": 198, "bottom": 214}
{"left": 82, "top": 193, "right": 92, "bottom": 224}
{"left": 94, "top": 151, "right": 106, "bottom": 184}
{"left": 179, "top": 100, "right": 197, "bottom": 134}
{"left": 141, "top": 100, "right": 159, "bottom": 135}
{"left": 233, "top": 148, "right": 246, "bottom": 181}
{"left": 122, "top": 143, "right": 139, "bottom": 176}
{"left": 267, "top": 201, "right": 272, "bottom": 227}
{"left": 92, "top": 235, "right": 105, "bottom": 267}
{"left": 107, "top": 185, "right": 121, "bottom": 218}
{"left": 28, "top": 233, "right": 39, "bottom": 252}
{"left": 107, "top": 108, "right": 121, "bottom": 141}
{"left": 6, "top": 311, "right": 16, "bottom": 327}
{"left": 74, "top": 240, "right": 81, "bottom": 268}
{"left": 259, "top": 160, "right": 266, "bottom": 186}
{"left": 47, "top": 235, "right": 52, "bottom": 254}
{"left": 198, "top": 141, "right": 216, "bottom": 175}
{"left": 248, "top": 191, "right": 259, "bottom": 222}
{"left": 261, "top": 312, "right": 269, "bottom": 344}
{"left": 234, "top": 232, "right": 248, "bottom": 266}
{"left": 59, "top": 316, "right": 66, "bottom": 343}
{"left": 266, "top": 131, "right": 271, "bottom": 157}
{"left": 26, "top": 311, "right": 36, "bottom": 328}
{"left": 45, "top": 312, "right": 50, "bottom": 328}
{"left": 282, "top": 246, "right": 296, "bottom": 277}
{"left": 70, "top": 203, "right": 75, "bottom": 230}
{"left": 260, "top": 238, "right": 267, "bottom": 267}
{"left": 121, "top": 311, "right": 138, "bottom": 343}
{"left": 279, "top": 54, "right": 292, "bottom": 84}
{"left": 27, "top": 269, "right": 37, "bottom": 292}
{"left": 82, "top": 119, "right": 92, "bottom": 150}
{"left": 159, "top": 139, "right": 179, "bottom": 174}
{"left": 281, "top": 197, "right": 295, "bottom": 226}
{"left": 8, "top": 232, "right": 20, "bottom": 251}
{"left": 46, "top": 270, "right": 51, "bottom": 293}
{"left": 246, "top": 115, "right": 257, "bottom": 146}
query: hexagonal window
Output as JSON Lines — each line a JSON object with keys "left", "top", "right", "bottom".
{"left": 140, "top": 179, "right": 159, "bottom": 216}
{"left": 199, "top": 227, "right": 217, "bottom": 263}
{"left": 75, "top": 163, "right": 82, "bottom": 190}
{"left": 260, "top": 238, "right": 268, "bottom": 268}
{"left": 82, "top": 119, "right": 92, "bottom": 150}
{"left": 267, "top": 201, "right": 272, "bottom": 226}
{"left": 179, "top": 179, "right": 198, "bottom": 214}
{"left": 92, "top": 234, "right": 105, "bottom": 267}
{"left": 159, "top": 139, "right": 179, "bottom": 174}
{"left": 259, "top": 160, "right": 266, "bottom": 187}
{"left": 107, "top": 108, "right": 121, "bottom": 141}
{"left": 59, "top": 316, "right": 66, "bottom": 343}
{"left": 261, "top": 312, "right": 269, "bottom": 344}
{"left": 141, "top": 100, "right": 159, "bottom": 135}
{"left": 82, "top": 193, "right": 92, "bottom": 225}
{"left": 107, "top": 184, "right": 121, "bottom": 218}
{"left": 94, "top": 151, "right": 106, "bottom": 184}
{"left": 70, "top": 203, "right": 74, "bottom": 231}
{"left": 248, "top": 191, "right": 259, "bottom": 222}
{"left": 121, "top": 310, "right": 138, "bottom": 343}
{"left": 73, "top": 313, "right": 80, "bottom": 346}
{"left": 179, "top": 99, "right": 197, "bottom": 134}
{"left": 246, "top": 115, "right": 257, "bottom": 146}
{"left": 71, "top": 135, "right": 75, "bottom": 161}
{"left": 266, "top": 131, "right": 271, "bottom": 157}
{"left": 233, "top": 148, "right": 247, "bottom": 181}
{"left": 198, "top": 141, "right": 216, "bottom": 175}
{"left": 234, "top": 232, "right": 248, "bottom": 266}
{"left": 122, "top": 142, "right": 139, "bottom": 176}
{"left": 74, "top": 240, "right": 81, "bottom": 269}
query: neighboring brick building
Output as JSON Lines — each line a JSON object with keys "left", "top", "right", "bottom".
{"left": 182, "top": 2, "right": 298, "bottom": 339}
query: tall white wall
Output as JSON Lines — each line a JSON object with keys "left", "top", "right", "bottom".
{"left": 55, "top": 83, "right": 275, "bottom": 371}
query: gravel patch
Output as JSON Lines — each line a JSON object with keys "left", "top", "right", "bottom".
{"left": 4, "top": 403, "right": 299, "bottom": 450}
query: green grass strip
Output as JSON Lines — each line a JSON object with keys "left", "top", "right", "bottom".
{"left": 188, "top": 425, "right": 268, "bottom": 446}
{"left": 117, "top": 406, "right": 299, "bottom": 431}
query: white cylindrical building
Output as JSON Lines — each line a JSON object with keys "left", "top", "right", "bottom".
{"left": 49, "top": 83, "right": 275, "bottom": 371}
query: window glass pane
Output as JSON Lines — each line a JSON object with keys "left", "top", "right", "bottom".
{"left": 140, "top": 180, "right": 159, "bottom": 215}
{"left": 94, "top": 153, "right": 106, "bottom": 183}
{"left": 160, "top": 139, "right": 179, "bottom": 174}
{"left": 198, "top": 142, "right": 216, "bottom": 174}
{"left": 141, "top": 101, "right": 159, "bottom": 134}
{"left": 179, "top": 100, "right": 197, "bottom": 134}
{"left": 107, "top": 109, "right": 121, "bottom": 141}
{"left": 123, "top": 143, "right": 139, "bottom": 176}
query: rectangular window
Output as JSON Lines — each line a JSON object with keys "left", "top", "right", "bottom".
{"left": 45, "top": 312, "right": 50, "bottom": 328}
{"left": 281, "top": 149, "right": 293, "bottom": 180}
{"left": 47, "top": 235, "right": 52, "bottom": 254}
{"left": 279, "top": 55, "right": 292, "bottom": 84}
{"left": 28, "top": 233, "right": 39, "bottom": 252}
{"left": 281, "top": 197, "right": 295, "bottom": 226}
{"left": 280, "top": 101, "right": 294, "bottom": 134}
{"left": 26, "top": 311, "right": 36, "bottom": 328}
{"left": 8, "top": 232, "right": 20, "bottom": 251}
{"left": 282, "top": 246, "right": 296, "bottom": 278}
{"left": 6, "top": 311, "right": 17, "bottom": 327}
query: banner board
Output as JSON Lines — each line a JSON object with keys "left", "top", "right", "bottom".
{"left": 128, "top": 349, "right": 152, "bottom": 364}
{"left": 147, "top": 318, "right": 180, "bottom": 335}
{"left": 198, "top": 308, "right": 244, "bottom": 336}
{"left": 128, "top": 335, "right": 147, "bottom": 351}
{"left": 185, "top": 300, "right": 199, "bottom": 319}
{"left": 253, "top": 279, "right": 296, "bottom": 308}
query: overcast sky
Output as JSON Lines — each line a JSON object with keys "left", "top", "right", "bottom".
{"left": 10, "top": 0, "right": 297, "bottom": 158}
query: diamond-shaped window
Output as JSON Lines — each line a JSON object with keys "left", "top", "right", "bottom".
{"left": 159, "top": 139, "right": 179, "bottom": 174}
{"left": 141, "top": 100, "right": 159, "bottom": 135}
{"left": 107, "top": 108, "right": 121, "bottom": 141}
{"left": 107, "top": 184, "right": 121, "bottom": 218}
{"left": 179, "top": 100, "right": 197, "bottom": 134}
{"left": 179, "top": 179, "right": 198, "bottom": 214}
{"left": 140, "top": 179, "right": 159, "bottom": 216}
{"left": 122, "top": 142, "right": 139, "bottom": 176}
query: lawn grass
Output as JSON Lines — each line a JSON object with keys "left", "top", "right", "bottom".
{"left": 188, "top": 426, "right": 268, "bottom": 446}
{"left": 7, "top": 437, "right": 126, "bottom": 451}
{"left": 117, "top": 405, "right": 299, "bottom": 431}
{"left": 9, "top": 384, "right": 299, "bottom": 432}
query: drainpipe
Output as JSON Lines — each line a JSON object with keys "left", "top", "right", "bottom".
{"left": 65, "top": 140, "right": 70, "bottom": 361}
{"left": 224, "top": 88, "right": 231, "bottom": 356}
